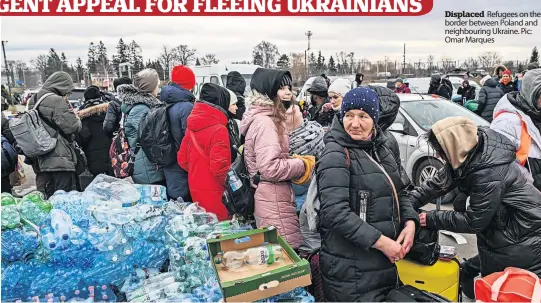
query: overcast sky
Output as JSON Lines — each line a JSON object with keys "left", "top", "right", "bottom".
{"left": 0, "top": 0, "right": 538, "bottom": 67}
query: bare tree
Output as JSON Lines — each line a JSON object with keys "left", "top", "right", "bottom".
{"left": 427, "top": 55, "right": 435, "bottom": 71}
{"left": 441, "top": 56, "right": 455, "bottom": 71}
{"left": 200, "top": 53, "right": 219, "bottom": 65}
{"left": 252, "top": 41, "right": 280, "bottom": 68}
{"left": 31, "top": 54, "right": 48, "bottom": 82}
{"left": 462, "top": 57, "right": 479, "bottom": 70}
{"left": 289, "top": 52, "right": 307, "bottom": 84}
{"left": 158, "top": 45, "right": 174, "bottom": 80}
{"left": 477, "top": 52, "right": 502, "bottom": 69}
{"left": 347, "top": 52, "right": 355, "bottom": 73}
{"left": 173, "top": 45, "right": 197, "bottom": 66}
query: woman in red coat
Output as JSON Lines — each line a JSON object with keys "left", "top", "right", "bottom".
{"left": 178, "top": 83, "right": 232, "bottom": 220}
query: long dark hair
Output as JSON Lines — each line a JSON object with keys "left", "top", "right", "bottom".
{"left": 424, "top": 129, "right": 455, "bottom": 187}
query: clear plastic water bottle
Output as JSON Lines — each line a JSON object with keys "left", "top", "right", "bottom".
{"left": 50, "top": 210, "right": 73, "bottom": 242}
{"left": 228, "top": 171, "right": 243, "bottom": 192}
{"left": 42, "top": 226, "right": 60, "bottom": 250}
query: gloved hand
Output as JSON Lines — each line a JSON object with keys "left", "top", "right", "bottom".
{"left": 292, "top": 154, "right": 316, "bottom": 185}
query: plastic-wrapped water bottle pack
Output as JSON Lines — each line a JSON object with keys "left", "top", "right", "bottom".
{"left": 1, "top": 174, "right": 315, "bottom": 303}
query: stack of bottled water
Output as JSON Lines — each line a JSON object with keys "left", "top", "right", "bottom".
{"left": 1, "top": 175, "right": 172, "bottom": 302}
{"left": 1, "top": 173, "right": 315, "bottom": 303}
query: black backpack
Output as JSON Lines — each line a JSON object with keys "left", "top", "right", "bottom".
{"left": 221, "top": 146, "right": 260, "bottom": 218}
{"left": 138, "top": 104, "right": 176, "bottom": 167}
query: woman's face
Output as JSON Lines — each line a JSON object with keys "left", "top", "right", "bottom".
{"left": 329, "top": 92, "right": 343, "bottom": 110}
{"left": 229, "top": 103, "right": 238, "bottom": 115}
{"left": 277, "top": 86, "right": 292, "bottom": 102}
{"left": 502, "top": 74, "right": 510, "bottom": 82}
{"left": 343, "top": 109, "right": 374, "bottom": 141}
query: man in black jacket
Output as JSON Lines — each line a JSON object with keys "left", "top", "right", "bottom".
{"left": 225, "top": 71, "right": 246, "bottom": 120}
{"left": 103, "top": 76, "right": 131, "bottom": 134}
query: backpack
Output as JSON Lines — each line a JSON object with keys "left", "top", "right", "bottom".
{"left": 109, "top": 114, "right": 139, "bottom": 179}
{"left": 221, "top": 146, "right": 260, "bottom": 218}
{"left": 1, "top": 136, "right": 18, "bottom": 177}
{"left": 138, "top": 104, "right": 176, "bottom": 167}
{"left": 8, "top": 93, "right": 56, "bottom": 158}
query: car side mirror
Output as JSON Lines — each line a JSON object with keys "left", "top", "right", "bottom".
{"left": 389, "top": 123, "right": 405, "bottom": 134}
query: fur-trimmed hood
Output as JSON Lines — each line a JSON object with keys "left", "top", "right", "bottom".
{"left": 116, "top": 84, "right": 161, "bottom": 107}
{"left": 77, "top": 102, "right": 109, "bottom": 119}
{"left": 245, "top": 91, "right": 275, "bottom": 109}
{"left": 241, "top": 91, "right": 277, "bottom": 136}
{"left": 494, "top": 65, "right": 507, "bottom": 77}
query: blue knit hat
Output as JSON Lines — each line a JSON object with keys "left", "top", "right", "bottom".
{"left": 340, "top": 87, "right": 380, "bottom": 123}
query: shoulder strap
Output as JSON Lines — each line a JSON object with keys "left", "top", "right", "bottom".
{"left": 494, "top": 110, "right": 532, "bottom": 166}
{"left": 189, "top": 131, "right": 209, "bottom": 162}
{"left": 31, "top": 93, "right": 55, "bottom": 111}
{"left": 343, "top": 148, "right": 350, "bottom": 168}
{"left": 362, "top": 150, "right": 401, "bottom": 225}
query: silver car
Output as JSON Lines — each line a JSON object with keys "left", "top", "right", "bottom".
{"left": 388, "top": 94, "right": 489, "bottom": 187}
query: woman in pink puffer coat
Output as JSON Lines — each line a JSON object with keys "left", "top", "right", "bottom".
{"left": 240, "top": 68, "right": 309, "bottom": 249}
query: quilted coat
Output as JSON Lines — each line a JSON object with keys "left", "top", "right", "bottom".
{"left": 117, "top": 84, "right": 165, "bottom": 185}
{"left": 178, "top": 100, "right": 231, "bottom": 221}
{"left": 27, "top": 72, "right": 82, "bottom": 172}
{"left": 240, "top": 91, "right": 305, "bottom": 249}
{"left": 411, "top": 120, "right": 541, "bottom": 277}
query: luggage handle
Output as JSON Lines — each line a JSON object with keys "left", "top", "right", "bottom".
{"left": 490, "top": 268, "right": 541, "bottom": 302}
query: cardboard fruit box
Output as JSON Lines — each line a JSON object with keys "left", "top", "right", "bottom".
{"left": 207, "top": 226, "right": 312, "bottom": 302}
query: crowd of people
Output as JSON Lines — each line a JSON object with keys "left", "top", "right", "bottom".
{"left": 2, "top": 63, "right": 541, "bottom": 302}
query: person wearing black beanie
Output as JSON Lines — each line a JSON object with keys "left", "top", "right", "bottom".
{"left": 113, "top": 77, "right": 132, "bottom": 91}
{"left": 178, "top": 82, "right": 232, "bottom": 221}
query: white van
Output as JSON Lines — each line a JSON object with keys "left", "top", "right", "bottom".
{"left": 188, "top": 64, "right": 261, "bottom": 98}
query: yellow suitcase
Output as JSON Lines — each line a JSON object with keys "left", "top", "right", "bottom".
{"left": 396, "top": 258, "right": 460, "bottom": 302}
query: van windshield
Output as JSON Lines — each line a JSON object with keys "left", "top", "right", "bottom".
{"left": 221, "top": 74, "right": 253, "bottom": 95}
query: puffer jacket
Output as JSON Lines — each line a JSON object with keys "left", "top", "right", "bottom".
{"left": 102, "top": 92, "right": 122, "bottom": 135}
{"left": 477, "top": 78, "right": 504, "bottom": 122}
{"left": 28, "top": 72, "right": 82, "bottom": 172}
{"left": 178, "top": 101, "right": 230, "bottom": 221}
{"left": 160, "top": 83, "right": 194, "bottom": 200}
{"left": 240, "top": 91, "right": 305, "bottom": 249}
{"left": 76, "top": 101, "right": 113, "bottom": 176}
{"left": 117, "top": 84, "right": 165, "bottom": 185}
{"left": 457, "top": 85, "right": 476, "bottom": 101}
{"left": 491, "top": 68, "right": 541, "bottom": 190}
{"left": 226, "top": 71, "right": 246, "bottom": 120}
{"left": 411, "top": 124, "right": 541, "bottom": 277}
{"left": 318, "top": 115, "right": 419, "bottom": 302}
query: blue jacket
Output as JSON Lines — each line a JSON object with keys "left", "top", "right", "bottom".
{"left": 117, "top": 84, "right": 165, "bottom": 185}
{"left": 160, "top": 83, "right": 195, "bottom": 200}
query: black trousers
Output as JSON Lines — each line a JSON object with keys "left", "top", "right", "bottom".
{"left": 36, "top": 171, "right": 77, "bottom": 199}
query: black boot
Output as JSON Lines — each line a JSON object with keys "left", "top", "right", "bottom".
{"left": 460, "top": 255, "right": 481, "bottom": 299}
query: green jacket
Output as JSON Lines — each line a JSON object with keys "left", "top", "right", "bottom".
{"left": 118, "top": 84, "right": 165, "bottom": 184}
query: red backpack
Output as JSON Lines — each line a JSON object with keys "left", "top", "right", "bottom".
{"left": 109, "top": 115, "right": 139, "bottom": 179}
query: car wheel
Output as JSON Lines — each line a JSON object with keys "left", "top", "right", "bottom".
{"left": 414, "top": 158, "right": 443, "bottom": 186}
{"left": 414, "top": 158, "right": 454, "bottom": 205}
